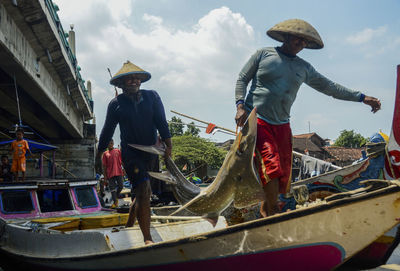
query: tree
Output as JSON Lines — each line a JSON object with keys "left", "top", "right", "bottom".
{"left": 184, "top": 121, "right": 200, "bottom": 137}
{"left": 334, "top": 129, "right": 367, "bottom": 148}
{"left": 168, "top": 116, "right": 184, "bottom": 136}
{"left": 171, "top": 135, "right": 227, "bottom": 170}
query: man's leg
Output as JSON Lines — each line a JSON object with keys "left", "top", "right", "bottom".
{"left": 116, "top": 175, "right": 123, "bottom": 198}
{"left": 134, "top": 180, "right": 153, "bottom": 244}
{"left": 125, "top": 197, "right": 136, "bottom": 227}
{"left": 11, "top": 160, "right": 17, "bottom": 182}
{"left": 125, "top": 180, "right": 153, "bottom": 244}
{"left": 255, "top": 119, "right": 290, "bottom": 218}
{"left": 21, "top": 159, "right": 26, "bottom": 182}
{"left": 260, "top": 178, "right": 279, "bottom": 217}
{"left": 109, "top": 177, "right": 118, "bottom": 206}
{"left": 126, "top": 180, "right": 137, "bottom": 227}
{"left": 99, "top": 179, "right": 105, "bottom": 197}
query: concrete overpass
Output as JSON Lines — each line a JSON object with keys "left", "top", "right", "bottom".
{"left": 0, "top": 0, "right": 96, "bottom": 178}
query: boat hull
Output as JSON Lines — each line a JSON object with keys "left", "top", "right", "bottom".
{"left": 1, "top": 243, "right": 344, "bottom": 271}
{"left": 1, "top": 182, "right": 400, "bottom": 271}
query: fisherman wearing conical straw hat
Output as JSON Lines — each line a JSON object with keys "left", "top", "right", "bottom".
{"left": 234, "top": 19, "right": 381, "bottom": 218}
{"left": 97, "top": 61, "right": 172, "bottom": 245}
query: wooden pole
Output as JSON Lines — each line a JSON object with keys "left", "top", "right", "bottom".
{"left": 52, "top": 151, "right": 56, "bottom": 179}
{"left": 107, "top": 68, "right": 118, "bottom": 97}
{"left": 171, "top": 110, "right": 236, "bottom": 135}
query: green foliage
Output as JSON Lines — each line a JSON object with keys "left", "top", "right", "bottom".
{"left": 169, "top": 116, "right": 184, "bottom": 136}
{"left": 169, "top": 117, "right": 200, "bottom": 137}
{"left": 171, "top": 135, "right": 227, "bottom": 170}
{"left": 334, "top": 129, "right": 367, "bottom": 148}
{"left": 184, "top": 121, "right": 200, "bottom": 137}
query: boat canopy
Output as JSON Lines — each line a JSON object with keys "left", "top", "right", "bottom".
{"left": 0, "top": 139, "right": 57, "bottom": 153}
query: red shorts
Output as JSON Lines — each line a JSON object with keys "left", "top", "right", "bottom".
{"left": 255, "top": 118, "right": 292, "bottom": 194}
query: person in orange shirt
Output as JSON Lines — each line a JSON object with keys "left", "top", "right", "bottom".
{"left": 10, "top": 128, "right": 32, "bottom": 182}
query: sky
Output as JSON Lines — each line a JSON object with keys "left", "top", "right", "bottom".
{"left": 56, "top": 0, "right": 400, "bottom": 145}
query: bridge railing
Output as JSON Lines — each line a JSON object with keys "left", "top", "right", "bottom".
{"left": 44, "top": 0, "right": 93, "bottom": 111}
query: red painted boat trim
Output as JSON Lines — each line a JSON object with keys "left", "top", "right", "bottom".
{"left": 5, "top": 242, "right": 345, "bottom": 271}
{"left": 128, "top": 243, "right": 345, "bottom": 271}
{"left": 393, "top": 65, "right": 400, "bottom": 143}
{"left": 385, "top": 65, "right": 400, "bottom": 179}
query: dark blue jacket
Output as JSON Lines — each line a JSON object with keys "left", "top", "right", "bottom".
{"left": 98, "top": 90, "right": 171, "bottom": 161}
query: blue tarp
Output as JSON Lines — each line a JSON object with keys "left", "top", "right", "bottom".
{"left": 0, "top": 139, "right": 57, "bottom": 154}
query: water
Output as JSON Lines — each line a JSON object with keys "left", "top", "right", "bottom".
{"left": 387, "top": 246, "right": 400, "bottom": 265}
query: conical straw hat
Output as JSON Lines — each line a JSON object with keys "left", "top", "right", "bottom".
{"left": 110, "top": 61, "right": 151, "bottom": 87}
{"left": 267, "top": 19, "right": 324, "bottom": 49}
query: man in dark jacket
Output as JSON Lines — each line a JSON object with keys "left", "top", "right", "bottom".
{"left": 97, "top": 61, "right": 172, "bottom": 245}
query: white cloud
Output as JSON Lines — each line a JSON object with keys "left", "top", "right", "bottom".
{"left": 56, "top": 0, "right": 132, "bottom": 23}
{"left": 105, "top": 0, "right": 132, "bottom": 20}
{"left": 346, "top": 26, "right": 387, "bottom": 45}
{"left": 56, "top": 4, "right": 255, "bottom": 143}
{"left": 143, "top": 14, "right": 163, "bottom": 26}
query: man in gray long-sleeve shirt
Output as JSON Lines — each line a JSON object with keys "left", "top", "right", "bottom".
{"left": 235, "top": 19, "right": 381, "bottom": 217}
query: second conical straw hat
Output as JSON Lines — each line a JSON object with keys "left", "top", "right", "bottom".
{"left": 267, "top": 19, "right": 324, "bottom": 49}
{"left": 110, "top": 61, "right": 151, "bottom": 87}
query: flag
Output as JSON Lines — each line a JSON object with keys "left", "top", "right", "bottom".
{"left": 206, "top": 123, "right": 217, "bottom": 134}
{"left": 384, "top": 65, "right": 400, "bottom": 179}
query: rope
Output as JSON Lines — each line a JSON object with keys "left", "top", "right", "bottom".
{"left": 13, "top": 74, "right": 22, "bottom": 126}
{"left": 0, "top": 130, "right": 10, "bottom": 139}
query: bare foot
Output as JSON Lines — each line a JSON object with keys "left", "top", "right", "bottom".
{"left": 144, "top": 240, "right": 154, "bottom": 245}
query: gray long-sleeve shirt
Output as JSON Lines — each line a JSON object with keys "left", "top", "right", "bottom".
{"left": 235, "top": 47, "right": 363, "bottom": 125}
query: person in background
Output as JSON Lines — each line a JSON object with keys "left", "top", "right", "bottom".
{"left": 234, "top": 19, "right": 381, "bottom": 218}
{"left": 10, "top": 128, "right": 33, "bottom": 182}
{"left": 188, "top": 173, "right": 202, "bottom": 185}
{"left": 0, "top": 155, "right": 12, "bottom": 182}
{"left": 96, "top": 61, "right": 172, "bottom": 245}
{"left": 102, "top": 139, "right": 123, "bottom": 208}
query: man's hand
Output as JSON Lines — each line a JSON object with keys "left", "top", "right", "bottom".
{"left": 235, "top": 104, "right": 248, "bottom": 127}
{"left": 95, "top": 152, "right": 103, "bottom": 174}
{"left": 363, "top": 96, "right": 381, "bottom": 113}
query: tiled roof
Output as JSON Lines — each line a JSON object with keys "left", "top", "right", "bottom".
{"left": 293, "top": 133, "right": 316, "bottom": 139}
{"left": 293, "top": 137, "right": 323, "bottom": 152}
{"left": 323, "top": 146, "right": 362, "bottom": 162}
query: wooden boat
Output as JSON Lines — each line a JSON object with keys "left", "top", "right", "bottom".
{"left": 0, "top": 178, "right": 227, "bottom": 269}
{"left": 0, "top": 179, "right": 105, "bottom": 220}
{"left": 0, "top": 65, "right": 399, "bottom": 270}
{"left": 0, "top": 179, "right": 399, "bottom": 270}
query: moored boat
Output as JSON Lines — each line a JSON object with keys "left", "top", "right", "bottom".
{"left": 0, "top": 179, "right": 104, "bottom": 221}
{"left": 0, "top": 179, "right": 400, "bottom": 270}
